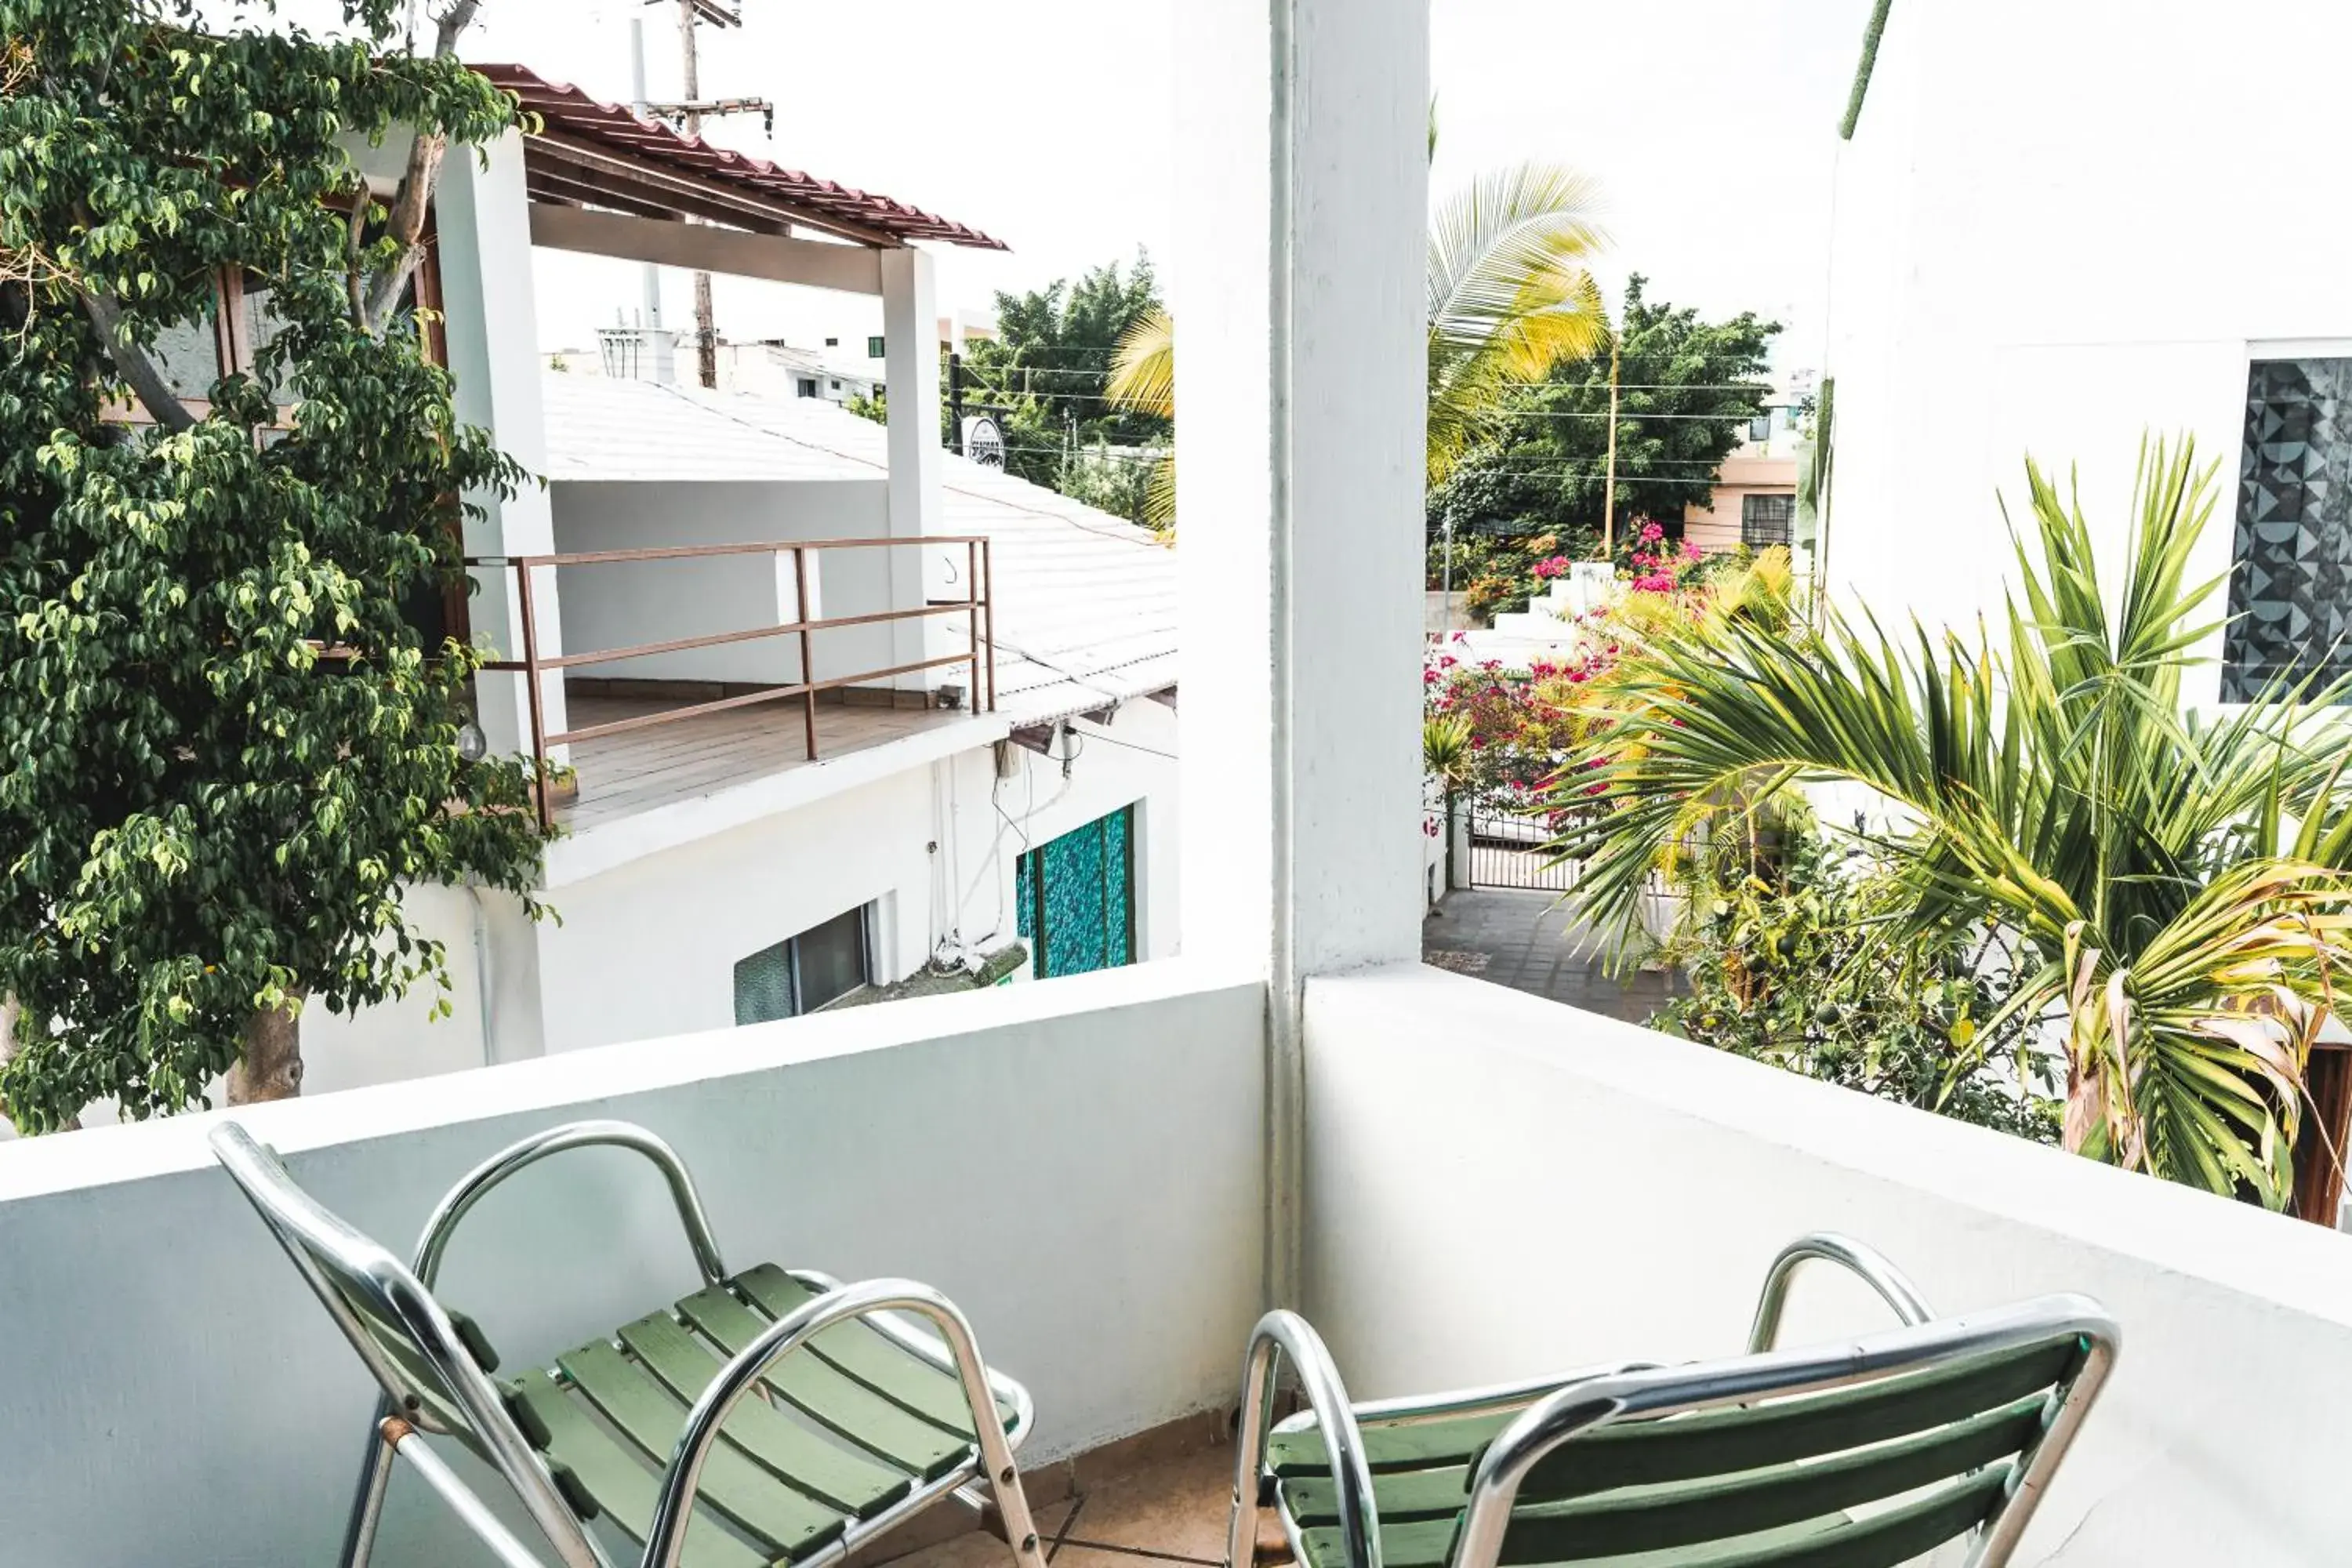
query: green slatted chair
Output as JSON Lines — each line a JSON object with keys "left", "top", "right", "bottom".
{"left": 1229, "top": 1235, "right": 2117, "bottom": 1568}
{"left": 212, "top": 1119, "right": 1051, "bottom": 1568}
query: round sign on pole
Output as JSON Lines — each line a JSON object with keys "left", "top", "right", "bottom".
{"left": 963, "top": 414, "right": 1006, "bottom": 467}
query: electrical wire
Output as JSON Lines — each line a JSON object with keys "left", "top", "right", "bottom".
{"left": 1070, "top": 724, "right": 1179, "bottom": 761}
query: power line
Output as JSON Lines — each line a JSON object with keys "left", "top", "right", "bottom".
{"left": 1068, "top": 723, "right": 1179, "bottom": 761}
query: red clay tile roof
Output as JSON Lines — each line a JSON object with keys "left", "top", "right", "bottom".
{"left": 471, "top": 62, "right": 1007, "bottom": 251}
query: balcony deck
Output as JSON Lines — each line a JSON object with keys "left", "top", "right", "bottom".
{"left": 555, "top": 694, "right": 970, "bottom": 832}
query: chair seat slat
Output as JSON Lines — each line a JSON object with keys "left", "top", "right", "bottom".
{"left": 558, "top": 1339, "right": 848, "bottom": 1561}
{"left": 680, "top": 1282, "right": 975, "bottom": 1479}
{"left": 735, "top": 1265, "right": 1018, "bottom": 1438}
{"left": 619, "top": 1310, "right": 917, "bottom": 1518}
{"left": 506, "top": 1368, "right": 775, "bottom": 1568}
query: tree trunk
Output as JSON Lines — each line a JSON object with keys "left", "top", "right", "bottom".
{"left": 227, "top": 992, "right": 307, "bottom": 1105}
{"left": 2061, "top": 1056, "right": 2100, "bottom": 1156}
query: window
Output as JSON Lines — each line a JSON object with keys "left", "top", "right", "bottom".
{"left": 1748, "top": 410, "right": 1773, "bottom": 443}
{"left": 867, "top": 335, "right": 886, "bottom": 358}
{"left": 732, "top": 906, "right": 871, "bottom": 1024}
{"left": 2224, "top": 356, "right": 2352, "bottom": 701}
{"left": 1015, "top": 805, "right": 1136, "bottom": 978}
{"left": 1741, "top": 493, "right": 1794, "bottom": 547}
{"left": 824, "top": 336, "right": 840, "bottom": 347}
{"left": 797, "top": 377, "right": 818, "bottom": 397}
{"left": 829, "top": 379, "right": 841, "bottom": 392}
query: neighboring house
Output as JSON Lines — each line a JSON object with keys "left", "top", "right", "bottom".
{"left": 1818, "top": 1, "right": 2352, "bottom": 709}
{"left": 276, "top": 66, "right": 1181, "bottom": 1092}
{"left": 716, "top": 339, "right": 886, "bottom": 405}
{"left": 1683, "top": 401, "right": 1803, "bottom": 554}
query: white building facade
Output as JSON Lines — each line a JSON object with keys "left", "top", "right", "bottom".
{"left": 283, "top": 74, "right": 1181, "bottom": 1094}
{"left": 1820, "top": 0, "right": 2352, "bottom": 714}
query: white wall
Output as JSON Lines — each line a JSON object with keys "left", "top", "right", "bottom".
{"left": 0, "top": 964, "right": 1265, "bottom": 1568}
{"left": 1824, "top": 0, "right": 2352, "bottom": 702}
{"left": 550, "top": 479, "right": 891, "bottom": 687}
{"left": 531, "top": 703, "right": 1180, "bottom": 1053}
{"left": 1303, "top": 967, "right": 2352, "bottom": 1566}
{"left": 535, "top": 767, "right": 936, "bottom": 1050}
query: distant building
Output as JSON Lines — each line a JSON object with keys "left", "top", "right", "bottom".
{"left": 716, "top": 339, "right": 886, "bottom": 405}
{"left": 1683, "top": 395, "right": 1806, "bottom": 554}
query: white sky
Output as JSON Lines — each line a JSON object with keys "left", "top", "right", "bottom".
{"left": 249, "top": 1, "right": 1875, "bottom": 371}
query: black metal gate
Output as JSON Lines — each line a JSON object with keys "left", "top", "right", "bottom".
{"left": 1466, "top": 805, "right": 1579, "bottom": 892}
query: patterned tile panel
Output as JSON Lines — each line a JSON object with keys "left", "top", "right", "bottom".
{"left": 2224, "top": 357, "right": 2352, "bottom": 701}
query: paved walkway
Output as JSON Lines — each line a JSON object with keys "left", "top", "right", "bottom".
{"left": 1421, "top": 887, "right": 1680, "bottom": 1023}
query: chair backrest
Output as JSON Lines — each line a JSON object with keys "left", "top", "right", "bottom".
{"left": 209, "top": 1121, "right": 603, "bottom": 1566}
{"left": 1455, "top": 1294, "right": 2117, "bottom": 1568}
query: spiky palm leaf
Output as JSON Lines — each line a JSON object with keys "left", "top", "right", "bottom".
{"left": 1425, "top": 163, "right": 1609, "bottom": 485}
{"left": 1558, "top": 435, "right": 2352, "bottom": 1205}
{"left": 1107, "top": 308, "right": 1176, "bottom": 530}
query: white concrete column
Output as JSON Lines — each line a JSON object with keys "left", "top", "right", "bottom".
{"left": 433, "top": 127, "right": 569, "bottom": 759}
{"left": 1176, "top": 0, "right": 1429, "bottom": 1301}
{"left": 881, "top": 248, "right": 945, "bottom": 695}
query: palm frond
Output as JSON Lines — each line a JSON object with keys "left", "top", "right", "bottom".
{"left": 1557, "top": 433, "right": 2352, "bottom": 1207}
{"left": 1106, "top": 307, "right": 1174, "bottom": 422}
{"left": 1425, "top": 162, "right": 1609, "bottom": 484}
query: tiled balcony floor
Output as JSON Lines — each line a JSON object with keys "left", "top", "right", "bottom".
{"left": 882, "top": 1444, "right": 1283, "bottom": 1568}
{"left": 554, "top": 695, "right": 966, "bottom": 830}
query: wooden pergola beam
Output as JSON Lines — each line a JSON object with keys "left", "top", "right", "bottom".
{"left": 528, "top": 205, "right": 884, "bottom": 296}
{"left": 525, "top": 132, "right": 902, "bottom": 249}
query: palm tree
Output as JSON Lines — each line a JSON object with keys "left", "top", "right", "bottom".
{"left": 1107, "top": 155, "right": 1609, "bottom": 528}
{"left": 1559, "top": 437, "right": 2352, "bottom": 1208}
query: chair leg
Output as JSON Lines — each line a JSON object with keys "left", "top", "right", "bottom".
{"left": 985, "top": 1454, "right": 1051, "bottom": 1568}
{"left": 339, "top": 1394, "right": 398, "bottom": 1568}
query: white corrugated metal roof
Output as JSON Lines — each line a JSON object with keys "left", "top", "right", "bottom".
{"left": 538, "top": 376, "right": 1176, "bottom": 724}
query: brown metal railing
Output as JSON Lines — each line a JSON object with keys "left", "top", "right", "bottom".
{"left": 471, "top": 535, "right": 996, "bottom": 828}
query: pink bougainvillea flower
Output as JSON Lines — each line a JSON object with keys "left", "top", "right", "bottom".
{"left": 1681, "top": 540, "right": 1703, "bottom": 561}
{"left": 1639, "top": 521, "right": 1665, "bottom": 543}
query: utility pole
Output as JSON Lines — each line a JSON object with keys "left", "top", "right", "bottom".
{"left": 628, "top": 20, "right": 661, "bottom": 335}
{"left": 948, "top": 350, "right": 965, "bottom": 455}
{"left": 641, "top": 1, "right": 772, "bottom": 390}
{"left": 1599, "top": 328, "right": 1622, "bottom": 556}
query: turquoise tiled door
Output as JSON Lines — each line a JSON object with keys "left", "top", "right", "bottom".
{"left": 1015, "top": 805, "right": 1136, "bottom": 978}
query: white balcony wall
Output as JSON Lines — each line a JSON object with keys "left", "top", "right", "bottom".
{"left": 550, "top": 479, "right": 893, "bottom": 688}
{"left": 0, "top": 964, "right": 1265, "bottom": 1568}
{"left": 1824, "top": 0, "right": 2352, "bottom": 706}
{"left": 1302, "top": 967, "right": 2352, "bottom": 1564}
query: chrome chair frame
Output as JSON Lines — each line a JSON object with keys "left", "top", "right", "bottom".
{"left": 212, "top": 1119, "right": 1046, "bottom": 1568}
{"left": 1229, "top": 1232, "right": 2118, "bottom": 1568}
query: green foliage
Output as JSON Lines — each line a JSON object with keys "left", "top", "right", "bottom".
{"left": 1426, "top": 528, "right": 1595, "bottom": 620}
{"left": 1428, "top": 275, "right": 1778, "bottom": 545}
{"left": 961, "top": 252, "right": 1171, "bottom": 511}
{"left": 0, "top": 0, "right": 547, "bottom": 1129}
{"left": 1559, "top": 436, "right": 2352, "bottom": 1207}
{"left": 1653, "top": 817, "right": 2062, "bottom": 1144}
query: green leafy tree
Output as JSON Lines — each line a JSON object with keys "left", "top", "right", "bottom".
{"left": 961, "top": 252, "right": 1169, "bottom": 506}
{"left": 0, "top": 0, "right": 547, "bottom": 1131}
{"left": 1428, "top": 275, "right": 1777, "bottom": 546}
{"left": 1561, "top": 437, "right": 2352, "bottom": 1209}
